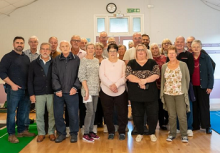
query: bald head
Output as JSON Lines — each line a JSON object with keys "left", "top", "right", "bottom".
{"left": 80, "top": 38, "right": 88, "bottom": 50}
{"left": 49, "top": 37, "right": 58, "bottom": 52}
{"left": 133, "top": 33, "right": 142, "bottom": 47}
{"left": 99, "top": 31, "right": 108, "bottom": 47}
{"left": 60, "top": 41, "right": 70, "bottom": 55}
{"left": 107, "top": 37, "right": 116, "bottom": 45}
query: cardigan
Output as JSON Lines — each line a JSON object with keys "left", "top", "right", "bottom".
{"left": 160, "top": 61, "right": 190, "bottom": 112}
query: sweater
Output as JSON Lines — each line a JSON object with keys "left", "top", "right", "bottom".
{"left": 160, "top": 61, "right": 190, "bottom": 112}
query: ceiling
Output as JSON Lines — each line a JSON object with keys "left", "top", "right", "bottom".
{"left": 0, "top": 0, "right": 219, "bottom": 18}
{"left": 0, "top": 0, "right": 37, "bottom": 16}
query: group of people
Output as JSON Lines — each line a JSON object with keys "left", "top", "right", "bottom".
{"left": 0, "top": 31, "right": 214, "bottom": 144}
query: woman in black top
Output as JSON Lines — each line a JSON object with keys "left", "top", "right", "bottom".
{"left": 126, "top": 44, "right": 160, "bottom": 142}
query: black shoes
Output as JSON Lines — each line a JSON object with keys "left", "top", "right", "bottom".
{"left": 70, "top": 134, "right": 78, "bottom": 143}
{"left": 206, "top": 127, "right": 212, "bottom": 134}
{"left": 55, "top": 134, "right": 66, "bottom": 143}
{"left": 119, "top": 134, "right": 125, "bottom": 140}
{"left": 108, "top": 134, "right": 114, "bottom": 140}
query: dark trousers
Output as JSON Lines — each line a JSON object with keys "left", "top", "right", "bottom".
{"left": 100, "top": 90, "right": 128, "bottom": 134}
{"left": 193, "top": 86, "right": 211, "bottom": 129}
{"left": 65, "top": 89, "right": 84, "bottom": 128}
{"left": 158, "top": 98, "right": 168, "bottom": 127}
{"left": 131, "top": 100, "right": 158, "bottom": 135}
{"left": 54, "top": 93, "right": 79, "bottom": 136}
{"left": 6, "top": 87, "right": 29, "bottom": 134}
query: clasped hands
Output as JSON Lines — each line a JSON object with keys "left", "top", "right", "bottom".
{"left": 109, "top": 84, "right": 118, "bottom": 93}
{"left": 138, "top": 79, "right": 147, "bottom": 90}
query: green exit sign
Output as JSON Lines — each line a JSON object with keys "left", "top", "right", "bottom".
{"left": 127, "top": 8, "right": 140, "bottom": 13}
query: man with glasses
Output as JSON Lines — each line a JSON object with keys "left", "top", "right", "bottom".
{"left": 70, "top": 35, "right": 86, "bottom": 59}
{"left": 80, "top": 38, "right": 88, "bottom": 51}
{"left": 123, "top": 32, "right": 152, "bottom": 65}
{"left": 99, "top": 31, "right": 108, "bottom": 57}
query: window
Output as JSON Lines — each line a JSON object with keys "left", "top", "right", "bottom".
{"left": 97, "top": 18, "right": 105, "bottom": 32}
{"left": 133, "top": 17, "right": 141, "bottom": 32}
{"left": 109, "top": 18, "right": 128, "bottom": 33}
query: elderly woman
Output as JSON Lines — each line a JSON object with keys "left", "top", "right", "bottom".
{"left": 118, "top": 45, "right": 127, "bottom": 60}
{"left": 161, "top": 39, "right": 172, "bottom": 57}
{"left": 161, "top": 45, "right": 190, "bottom": 143}
{"left": 150, "top": 43, "right": 168, "bottom": 130}
{"left": 126, "top": 44, "right": 160, "bottom": 142}
{"left": 78, "top": 43, "right": 100, "bottom": 142}
{"left": 191, "top": 40, "right": 214, "bottom": 134}
{"left": 99, "top": 43, "right": 128, "bottom": 140}
{"left": 94, "top": 42, "right": 106, "bottom": 64}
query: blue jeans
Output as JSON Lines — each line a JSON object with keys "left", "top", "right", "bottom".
{"left": 24, "top": 100, "right": 31, "bottom": 127}
{"left": 6, "top": 87, "right": 29, "bottom": 134}
{"left": 54, "top": 93, "right": 79, "bottom": 136}
{"left": 177, "top": 99, "right": 193, "bottom": 130}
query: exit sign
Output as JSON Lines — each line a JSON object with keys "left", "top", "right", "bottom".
{"left": 127, "top": 8, "right": 140, "bottom": 13}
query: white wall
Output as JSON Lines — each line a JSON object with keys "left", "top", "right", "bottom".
{"left": 0, "top": 0, "right": 220, "bottom": 58}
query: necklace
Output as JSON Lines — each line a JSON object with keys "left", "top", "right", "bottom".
{"left": 194, "top": 64, "right": 199, "bottom": 68}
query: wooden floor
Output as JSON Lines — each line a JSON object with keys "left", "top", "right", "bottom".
{"left": 0, "top": 112, "right": 220, "bottom": 153}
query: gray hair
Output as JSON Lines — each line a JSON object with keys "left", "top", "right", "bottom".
{"left": 28, "top": 36, "right": 39, "bottom": 42}
{"left": 85, "top": 42, "right": 95, "bottom": 50}
{"left": 40, "top": 43, "right": 51, "bottom": 50}
{"left": 191, "top": 40, "right": 202, "bottom": 48}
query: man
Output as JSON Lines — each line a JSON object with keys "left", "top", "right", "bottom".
{"left": 70, "top": 35, "right": 86, "bottom": 59}
{"left": 186, "top": 36, "right": 215, "bottom": 70}
{"left": 24, "top": 36, "right": 39, "bottom": 62}
{"left": 24, "top": 36, "right": 40, "bottom": 128}
{"left": 174, "top": 36, "right": 194, "bottom": 137}
{"left": 49, "top": 37, "right": 61, "bottom": 58}
{"left": 123, "top": 32, "right": 153, "bottom": 65}
{"left": 107, "top": 37, "right": 116, "bottom": 45}
{"left": 99, "top": 31, "right": 108, "bottom": 57}
{"left": 80, "top": 38, "right": 88, "bottom": 50}
{"left": 142, "top": 34, "right": 150, "bottom": 49}
{"left": 0, "top": 36, "right": 35, "bottom": 143}
{"left": 28, "top": 43, "right": 55, "bottom": 142}
{"left": 52, "top": 41, "right": 81, "bottom": 143}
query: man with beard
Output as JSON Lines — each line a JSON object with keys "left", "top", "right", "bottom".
{"left": 142, "top": 34, "right": 150, "bottom": 49}
{"left": 28, "top": 43, "right": 55, "bottom": 142}
{"left": 0, "top": 36, "right": 35, "bottom": 143}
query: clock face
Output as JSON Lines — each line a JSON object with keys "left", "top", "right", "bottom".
{"left": 106, "top": 3, "right": 117, "bottom": 13}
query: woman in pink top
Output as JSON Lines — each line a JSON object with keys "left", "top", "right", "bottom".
{"left": 99, "top": 44, "right": 128, "bottom": 140}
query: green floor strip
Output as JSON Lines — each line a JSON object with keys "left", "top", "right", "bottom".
{"left": 0, "top": 123, "right": 37, "bottom": 153}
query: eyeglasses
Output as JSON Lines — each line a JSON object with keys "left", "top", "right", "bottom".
{"left": 71, "top": 39, "right": 81, "bottom": 43}
{"left": 136, "top": 49, "right": 145, "bottom": 52}
{"left": 134, "top": 37, "right": 142, "bottom": 40}
{"left": 187, "top": 42, "right": 193, "bottom": 44}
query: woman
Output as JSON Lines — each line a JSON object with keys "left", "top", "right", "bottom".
{"left": 160, "top": 45, "right": 190, "bottom": 143}
{"left": 78, "top": 43, "right": 100, "bottom": 142}
{"left": 94, "top": 42, "right": 106, "bottom": 64}
{"left": 126, "top": 44, "right": 160, "bottom": 142}
{"left": 161, "top": 39, "right": 172, "bottom": 57}
{"left": 191, "top": 40, "right": 214, "bottom": 134}
{"left": 118, "top": 45, "right": 127, "bottom": 60}
{"left": 150, "top": 43, "right": 168, "bottom": 130}
{"left": 99, "top": 44, "right": 128, "bottom": 140}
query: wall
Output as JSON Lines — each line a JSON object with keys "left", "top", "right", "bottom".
{"left": 0, "top": 0, "right": 220, "bottom": 58}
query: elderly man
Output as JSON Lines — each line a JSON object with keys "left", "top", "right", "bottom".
{"left": 28, "top": 43, "right": 55, "bottom": 142}
{"left": 70, "top": 35, "right": 86, "bottom": 59}
{"left": 52, "top": 41, "right": 81, "bottom": 143}
{"left": 80, "top": 38, "right": 88, "bottom": 50}
{"left": 0, "top": 36, "right": 35, "bottom": 143}
{"left": 142, "top": 34, "right": 150, "bottom": 49}
{"left": 123, "top": 32, "right": 153, "bottom": 65}
{"left": 171, "top": 36, "right": 194, "bottom": 137}
{"left": 49, "top": 37, "right": 60, "bottom": 59}
{"left": 99, "top": 31, "right": 108, "bottom": 57}
{"left": 24, "top": 36, "right": 39, "bottom": 62}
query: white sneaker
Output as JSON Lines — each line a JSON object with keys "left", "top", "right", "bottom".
{"left": 176, "top": 129, "right": 180, "bottom": 133}
{"left": 150, "top": 134, "right": 157, "bottom": 142}
{"left": 66, "top": 127, "right": 70, "bottom": 137}
{"left": 136, "top": 135, "right": 143, "bottom": 142}
{"left": 187, "top": 130, "right": 193, "bottom": 137}
{"left": 114, "top": 125, "right": 118, "bottom": 132}
{"left": 93, "top": 125, "right": 97, "bottom": 134}
{"left": 103, "top": 124, "right": 108, "bottom": 133}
